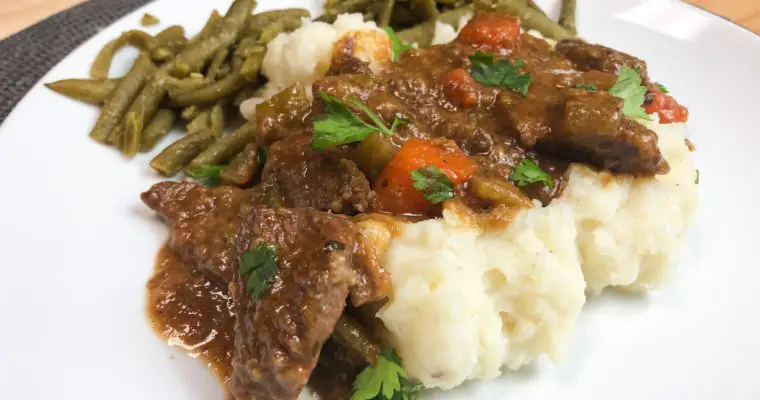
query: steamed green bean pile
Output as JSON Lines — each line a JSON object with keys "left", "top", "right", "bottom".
{"left": 46, "top": 0, "right": 577, "bottom": 186}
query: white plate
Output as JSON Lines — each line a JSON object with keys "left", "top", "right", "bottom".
{"left": 1, "top": 0, "right": 758, "bottom": 399}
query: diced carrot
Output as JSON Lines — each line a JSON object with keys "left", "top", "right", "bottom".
{"left": 442, "top": 68, "right": 480, "bottom": 107}
{"left": 457, "top": 12, "right": 521, "bottom": 54}
{"left": 644, "top": 86, "right": 689, "bottom": 124}
{"left": 374, "top": 139, "right": 477, "bottom": 215}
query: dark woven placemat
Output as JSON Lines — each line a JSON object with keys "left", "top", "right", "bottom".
{"left": 0, "top": 0, "right": 153, "bottom": 124}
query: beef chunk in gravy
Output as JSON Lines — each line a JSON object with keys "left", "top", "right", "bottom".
{"left": 261, "top": 134, "right": 373, "bottom": 214}
{"left": 556, "top": 39, "right": 649, "bottom": 81}
{"left": 549, "top": 89, "right": 669, "bottom": 174}
{"left": 228, "top": 206, "right": 359, "bottom": 400}
{"left": 141, "top": 181, "right": 247, "bottom": 285}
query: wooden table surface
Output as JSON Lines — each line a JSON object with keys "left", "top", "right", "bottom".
{"left": 1, "top": 0, "right": 759, "bottom": 39}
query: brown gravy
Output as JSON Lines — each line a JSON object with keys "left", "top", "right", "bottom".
{"left": 146, "top": 244, "right": 236, "bottom": 382}
{"left": 147, "top": 243, "right": 356, "bottom": 399}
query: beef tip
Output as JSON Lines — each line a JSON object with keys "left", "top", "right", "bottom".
{"left": 141, "top": 182, "right": 247, "bottom": 285}
{"left": 228, "top": 206, "right": 359, "bottom": 400}
{"left": 262, "top": 134, "right": 373, "bottom": 214}
{"left": 546, "top": 89, "right": 669, "bottom": 174}
{"left": 503, "top": 87, "right": 566, "bottom": 148}
{"left": 256, "top": 83, "right": 311, "bottom": 143}
{"left": 556, "top": 39, "right": 648, "bottom": 81}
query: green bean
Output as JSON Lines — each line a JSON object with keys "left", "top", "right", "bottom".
{"left": 206, "top": 48, "right": 229, "bottom": 81}
{"left": 396, "top": 5, "right": 473, "bottom": 44}
{"left": 240, "top": 46, "right": 266, "bottom": 82}
{"left": 116, "top": 74, "right": 169, "bottom": 145}
{"left": 187, "top": 112, "right": 210, "bottom": 134}
{"left": 150, "top": 129, "right": 216, "bottom": 176}
{"left": 169, "top": 0, "right": 257, "bottom": 77}
{"left": 558, "top": 0, "right": 577, "bottom": 35}
{"left": 468, "top": 175, "right": 532, "bottom": 208}
{"left": 247, "top": 9, "right": 310, "bottom": 35}
{"left": 378, "top": 0, "right": 396, "bottom": 27}
{"left": 317, "top": 0, "right": 375, "bottom": 23}
{"left": 140, "top": 109, "right": 177, "bottom": 152}
{"left": 188, "top": 10, "right": 223, "bottom": 46}
{"left": 209, "top": 102, "right": 225, "bottom": 137}
{"left": 187, "top": 122, "right": 256, "bottom": 170}
{"left": 90, "top": 53, "right": 155, "bottom": 143}
{"left": 45, "top": 78, "right": 119, "bottom": 105}
{"left": 149, "top": 26, "right": 188, "bottom": 61}
{"left": 122, "top": 112, "right": 143, "bottom": 158}
{"left": 170, "top": 72, "right": 247, "bottom": 106}
{"left": 90, "top": 30, "right": 153, "bottom": 80}
{"left": 349, "top": 133, "right": 397, "bottom": 180}
{"left": 220, "top": 142, "right": 260, "bottom": 186}
{"left": 333, "top": 315, "right": 382, "bottom": 364}
{"left": 413, "top": 0, "right": 439, "bottom": 20}
{"left": 254, "top": 18, "right": 304, "bottom": 45}
{"left": 474, "top": 0, "right": 574, "bottom": 40}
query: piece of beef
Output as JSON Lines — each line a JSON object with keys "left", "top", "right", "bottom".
{"left": 556, "top": 39, "right": 649, "bottom": 81}
{"left": 141, "top": 182, "right": 247, "bottom": 285}
{"left": 228, "top": 206, "right": 359, "bottom": 400}
{"left": 544, "top": 89, "right": 669, "bottom": 174}
{"left": 261, "top": 134, "right": 373, "bottom": 214}
{"left": 257, "top": 83, "right": 311, "bottom": 143}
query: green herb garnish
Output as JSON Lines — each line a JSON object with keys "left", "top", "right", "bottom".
{"left": 609, "top": 66, "right": 651, "bottom": 120}
{"left": 411, "top": 166, "right": 455, "bottom": 204}
{"left": 239, "top": 243, "right": 278, "bottom": 300}
{"left": 573, "top": 83, "right": 598, "bottom": 92}
{"left": 351, "top": 349, "right": 422, "bottom": 400}
{"left": 510, "top": 159, "right": 552, "bottom": 188}
{"left": 312, "top": 91, "right": 406, "bottom": 150}
{"left": 384, "top": 27, "right": 413, "bottom": 62}
{"left": 185, "top": 165, "right": 225, "bottom": 187}
{"left": 469, "top": 51, "right": 531, "bottom": 96}
{"left": 695, "top": 169, "right": 700, "bottom": 184}
{"left": 655, "top": 82, "right": 669, "bottom": 94}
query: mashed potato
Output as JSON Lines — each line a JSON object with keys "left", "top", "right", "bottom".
{"left": 377, "top": 204, "right": 586, "bottom": 389}
{"left": 241, "top": 14, "right": 698, "bottom": 390}
{"left": 240, "top": 14, "right": 390, "bottom": 119}
{"left": 377, "top": 119, "right": 697, "bottom": 388}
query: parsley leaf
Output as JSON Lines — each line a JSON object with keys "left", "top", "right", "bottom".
{"left": 384, "top": 27, "right": 413, "bottom": 62}
{"left": 185, "top": 165, "right": 225, "bottom": 187}
{"left": 312, "top": 91, "right": 406, "bottom": 150}
{"left": 695, "top": 168, "right": 700, "bottom": 184}
{"left": 655, "top": 82, "right": 669, "bottom": 94}
{"left": 609, "top": 66, "right": 651, "bottom": 120}
{"left": 411, "top": 166, "right": 455, "bottom": 204}
{"left": 239, "top": 243, "right": 278, "bottom": 300}
{"left": 510, "top": 159, "right": 552, "bottom": 188}
{"left": 573, "top": 83, "right": 598, "bottom": 92}
{"left": 351, "top": 349, "right": 422, "bottom": 400}
{"left": 469, "top": 51, "right": 532, "bottom": 96}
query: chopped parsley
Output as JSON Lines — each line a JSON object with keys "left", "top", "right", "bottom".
{"left": 573, "top": 83, "right": 598, "bottom": 92}
{"left": 655, "top": 82, "right": 669, "bottom": 94}
{"left": 185, "top": 164, "right": 225, "bottom": 187}
{"left": 609, "top": 66, "right": 651, "bottom": 120}
{"left": 469, "top": 51, "right": 531, "bottom": 96}
{"left": 411, "top": 166, "right": 455, "bottom": 204}
{"left": 510, "top": 159, "right": 552, "bottom": 188}
{"left": 312, "top": 91, "right": 406, "bottom": 150}
{"left": 695, "top": 169, "right": 700, "bottom": 184}
{"left": 239, "top": 243, "right": 278, "bottom": 300}
{"left": 351, "top": 349, "right": 422, "bottom": 400}
{"left": 384, "top": 27, "right": 413, "bottom": 62}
